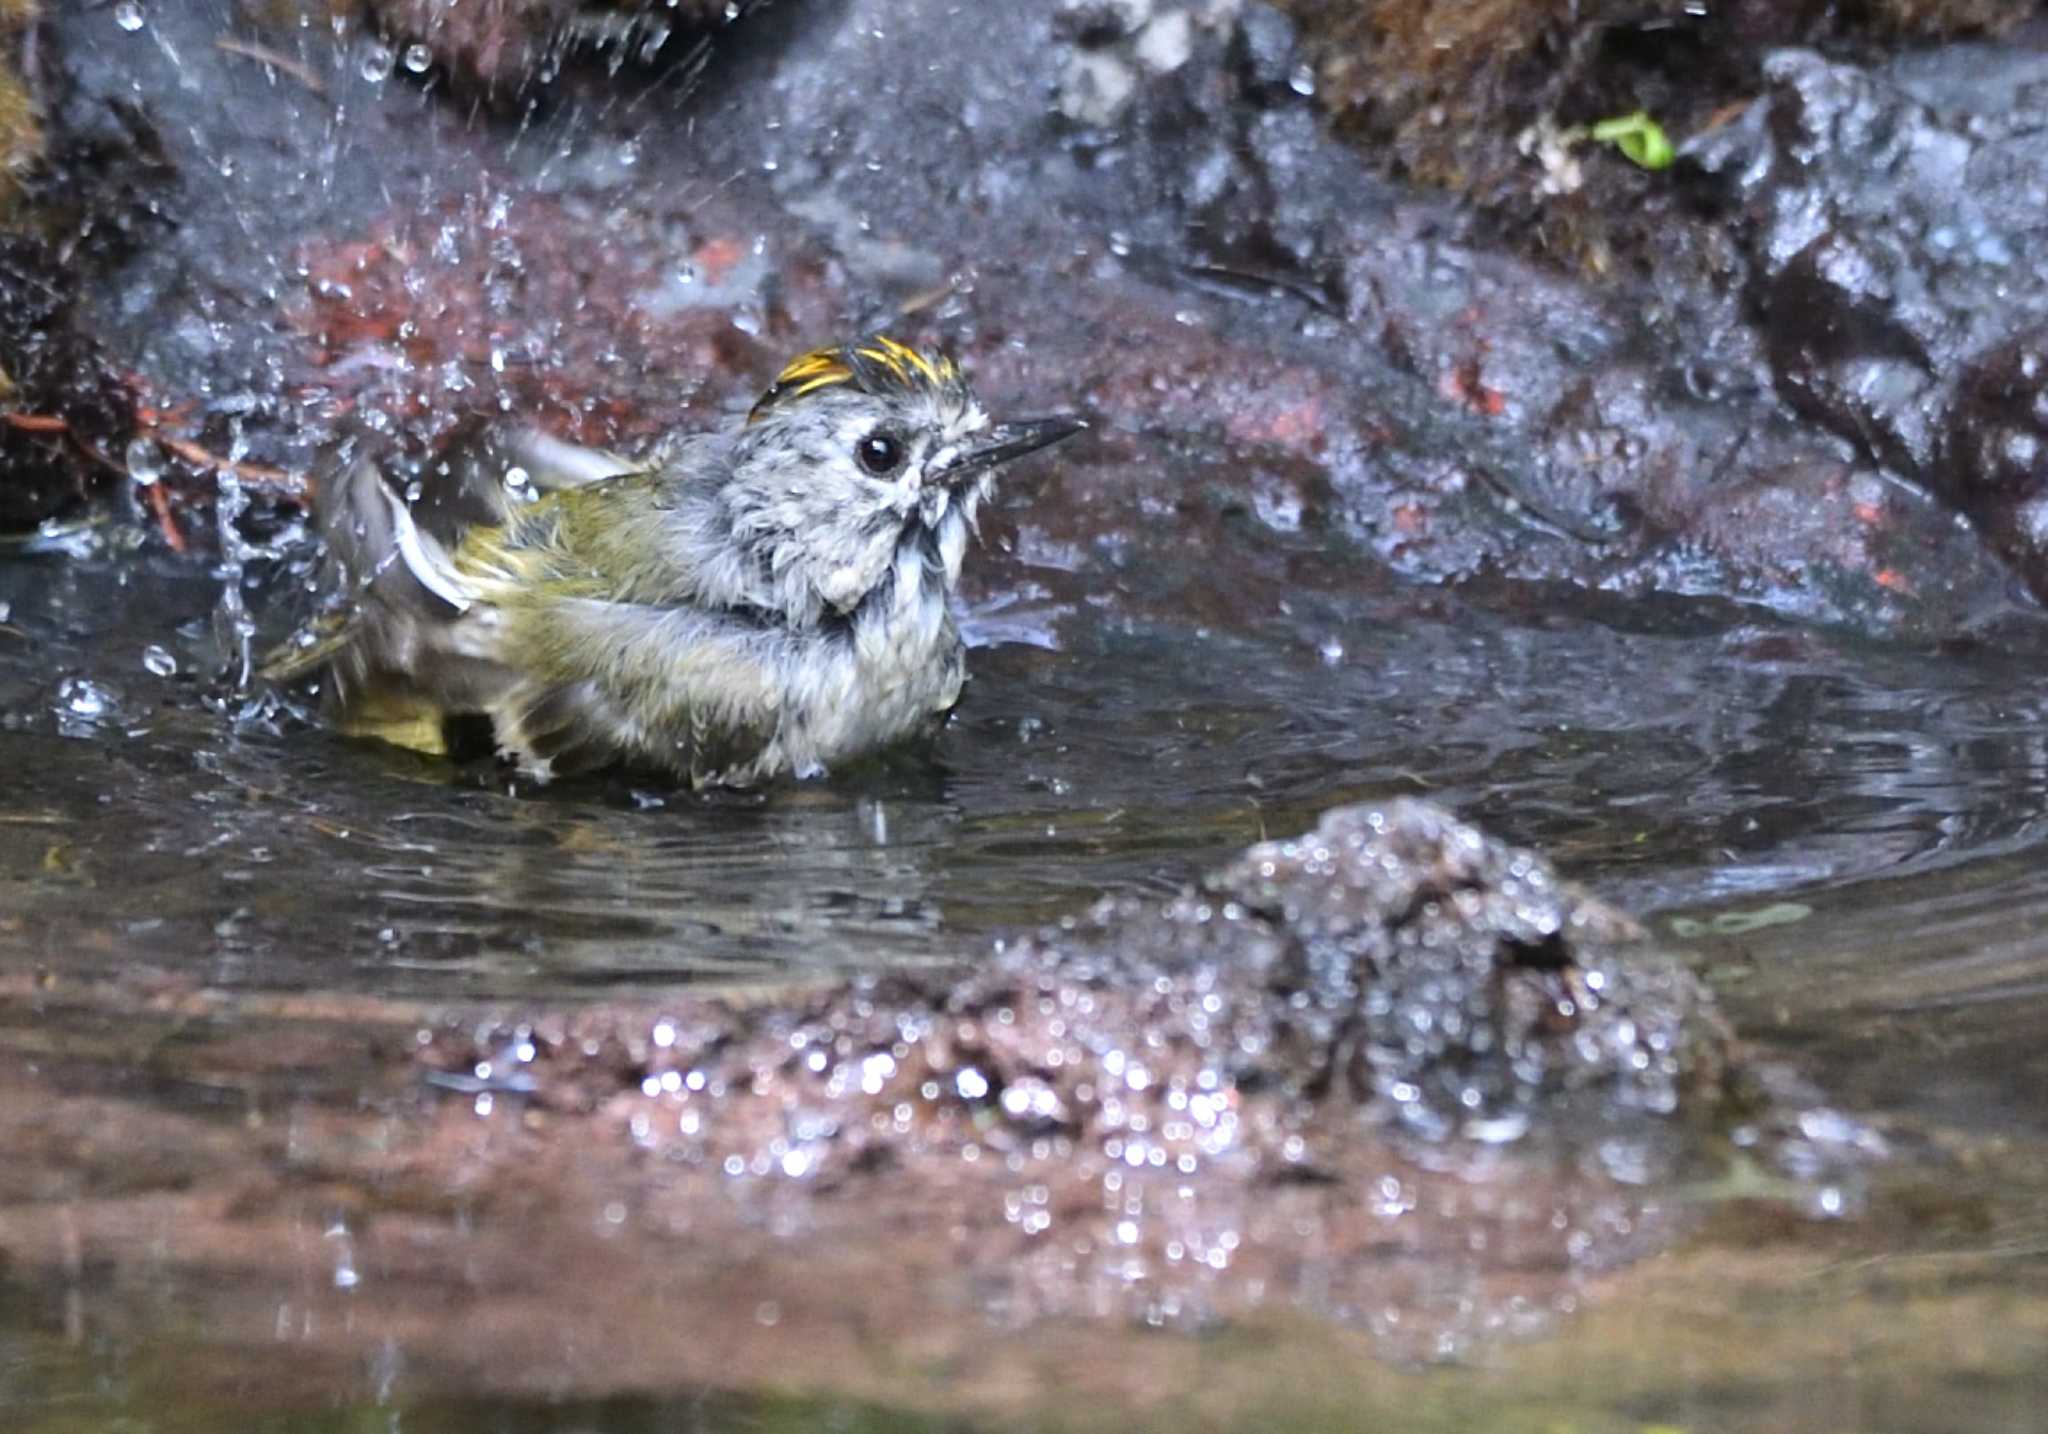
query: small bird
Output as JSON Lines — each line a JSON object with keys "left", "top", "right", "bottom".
{"left": 264, "top": 336, "right": 1082, "bottom": 786}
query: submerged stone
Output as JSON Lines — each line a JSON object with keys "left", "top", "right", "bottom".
{"left": 433, "top": 799, "right": 1729, "bottom": 1161}
{"left": 412, "top": 799, "right": 1767, "bottom": 1331}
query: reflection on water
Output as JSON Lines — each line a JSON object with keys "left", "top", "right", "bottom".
{"left": 7, "top": 555, "right": 2048, "bottom": 1002}
{"left": 5, "top": 553, "right": 2048, "bottom": 1432}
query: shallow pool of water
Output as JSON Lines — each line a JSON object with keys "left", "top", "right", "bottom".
{"left": 7, "top": 0, "right": 2048, "bottom": 1423}
{"left": 8, "top": 554, "right": 2048, "bottom": 1003}
{"left": 0, "top": 549, "right": 2045, "bottom": 1429}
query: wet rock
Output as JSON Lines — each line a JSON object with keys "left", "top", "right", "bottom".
{"left": 1692, "top": 45, "right": 2048, "bottom": 604}
{"left": 283, "top": 189, "right": 825, "bottom": 453}
{"left": 406, "top": 798, "right": 1751, "bottom": 1331}
{"left": 1000, "top": 17, "right": 2017, "bottom": 634}
{"left": 1273, "top": 0, "right": 2027, "bottom": 267}
{"left": 1201, "top": 801, "right": 1716, "bottom": 1124}
{"left": 453, "top": 799, "right": 1727, "bottom": 1144}
{"left": 21, "top": 0, "right": 2042, "bottom": 638}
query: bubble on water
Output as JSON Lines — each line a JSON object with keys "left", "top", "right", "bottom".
{"left": 360, "top": 41, "right": 395, "bottom": 82}
{"left": 124, "top": 436, "right": 164, "bottom": 486}
{"left": 402, "top": 43, "right": 433, "bottom": 74}
{"left": 503, "top": 466, "right": 537, "bottom": 503}
{"left": 113, "top": 1, "right": 146, "bottom": 32}
{"left": 141, "top": 645, "right": 178, "bottom": 678}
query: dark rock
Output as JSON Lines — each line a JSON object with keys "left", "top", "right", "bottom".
{"left": 1692, "top": 45, "right": 2048, "bottom": 603}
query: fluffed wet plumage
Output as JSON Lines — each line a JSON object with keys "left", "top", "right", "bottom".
{"left": 265, "top": 337, "right": 1082, "bottom": 785}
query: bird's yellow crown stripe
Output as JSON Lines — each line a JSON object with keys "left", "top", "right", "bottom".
{"left": 761, "top": 335, "right": 960, "bottom": 406}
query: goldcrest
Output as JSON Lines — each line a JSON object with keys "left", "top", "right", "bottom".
{"left": 265, "top": 337, "right": 1082, "bottom": 785}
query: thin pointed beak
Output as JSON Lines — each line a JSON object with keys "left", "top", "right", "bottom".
{"left": 934, "top": 415, "right": 1087, "bottom": 486}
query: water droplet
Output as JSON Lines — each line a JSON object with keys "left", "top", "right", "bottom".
{"left": 1288, "top": 63, "right": 1317, "bottom": 97}
{"left": 113, "top": 1, "right": 145, "bottom": 32}
{"left": 55, "top": 677, "right": 114, "bottom": 719}
{"left": 125, "top": 436, "right": 163, "bottom": 486}
{"left": 141, "top": 645, "right": 177, "bottom": 678}
{"left": 402, "top": 43, "right": 432, "bottom": 74}
{"left": 360, "top": 41, "right": 395, "bottom": 82}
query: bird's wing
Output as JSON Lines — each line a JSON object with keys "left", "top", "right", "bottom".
{"left": 262, "top": 432, "right": 511, "bottom": 735}
{"left": 503, "top": 428, "right": 641, "bottom": 492}
{"left": 398, "top": 420, "right": 636, "bottom": 547}
{"left": 267, "top": 423, "right": 731, "bottom": 776}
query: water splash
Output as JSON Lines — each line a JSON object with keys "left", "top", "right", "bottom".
{"left": 211, "top": 420, "right": 256, "bottom": 691}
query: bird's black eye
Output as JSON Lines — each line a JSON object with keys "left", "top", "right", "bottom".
{"left": 856, "top": 431, "right": 907, "bottom": 477}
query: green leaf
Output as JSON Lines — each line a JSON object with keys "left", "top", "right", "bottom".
{"left": 1590, "top": 110, "right": 1675, "bottom": 170}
